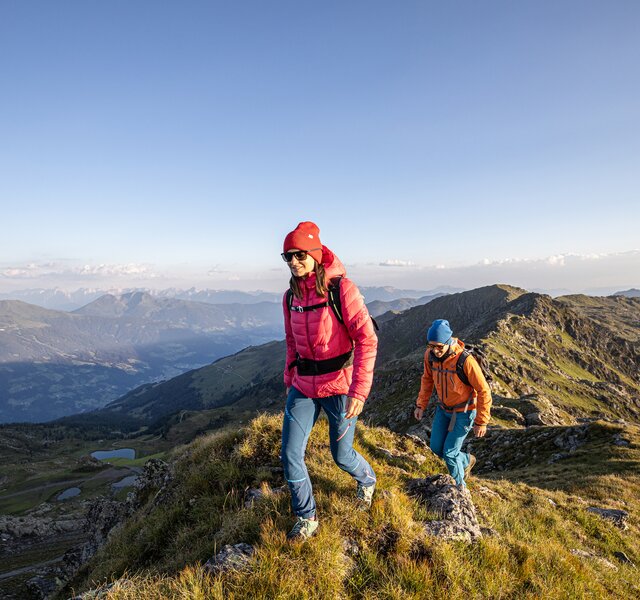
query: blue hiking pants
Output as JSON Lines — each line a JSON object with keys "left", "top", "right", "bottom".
{"left": 281, "top": 386, "right": 377, "bottom": 518}
{"left": 430, "top": 406, "right": 477, "bottom": 486}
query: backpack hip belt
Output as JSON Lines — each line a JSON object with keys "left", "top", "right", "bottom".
{"left": 436, "top": 395, "right": 475, "bottom": 432}
{"left": 288, "top": 350, "right": 354, "bottom": 376}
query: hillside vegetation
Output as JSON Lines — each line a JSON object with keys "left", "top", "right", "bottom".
{"left": 64, "top": 414, "right": 639, "bottom": 599}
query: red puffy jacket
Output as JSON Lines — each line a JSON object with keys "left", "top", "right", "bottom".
{"left": 283, "top": 247, "right": 377, "bottom": 401}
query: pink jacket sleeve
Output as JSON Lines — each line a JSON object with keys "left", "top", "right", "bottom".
{"left": 340, "top": 278, "right": 378, "bottom": 401}
{"left": 283, "top": 292, "right": 296, "bottom": 388}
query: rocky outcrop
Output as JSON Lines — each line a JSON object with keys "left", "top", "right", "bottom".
{"left": 64, "top": 460, "right": 173, "bottom": 572}
{"left": 466, "top": 423, "right": 594, "bottom": 472}
{"left": 0, "top": 513, "right": 83, "bottom": 541}
{"left": 407, "top": 474, "right": 482, "bottom": 542}
{"left": 517, "top": 394, "right": 576, "bottom": 427}
{"left": 204, "top": 543, "right": 255, "bottom": 573}
{"left": 586, "top": 507, "right": 629, "bottom": 530}
{"left": 491, "top": 405, "right": 526, "bottom": 427}
{"left": 61, "top": 498, "right": 135, "bottom": 578}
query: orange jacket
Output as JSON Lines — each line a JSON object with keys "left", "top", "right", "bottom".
{"left": 416, "top": 339, "right": 492, "bottom": 426}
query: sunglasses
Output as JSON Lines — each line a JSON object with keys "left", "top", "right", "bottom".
{"left": 281, "top": 249, "right": 321, "bottom": 263}
{"left": 428, "top": 343, "right": 447, "bottom": 350}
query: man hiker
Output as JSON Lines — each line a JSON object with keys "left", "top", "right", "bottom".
{"left": 414, "top": 319, "right": 492, "bottom": 486}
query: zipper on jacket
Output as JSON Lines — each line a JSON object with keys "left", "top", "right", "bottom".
{"left": 303, "top": 283, "right": 315, "bottom": 387}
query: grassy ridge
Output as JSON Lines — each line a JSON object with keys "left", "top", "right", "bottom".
{"left": 64, "top": 414, "right": 640, "bottom": 599}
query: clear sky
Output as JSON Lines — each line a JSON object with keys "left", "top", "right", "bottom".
{"left": 1, "top": 1, "right": 638, "bottom": 294}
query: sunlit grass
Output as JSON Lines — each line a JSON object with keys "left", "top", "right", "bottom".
{"left": 64, "top": 414, "right": 640, "bottom": 599}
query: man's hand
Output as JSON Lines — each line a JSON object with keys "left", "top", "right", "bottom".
{"left": 473, "top": 424, "right": 487, "bottom": 438}
{"left": 414, "top": 406, "right": 424, "bottom": 421}
{"left": 286, "top": 386, "right": 290, "bottom": 396}
{"left": 345, "top": 397, "right": 365, "bottom": 419}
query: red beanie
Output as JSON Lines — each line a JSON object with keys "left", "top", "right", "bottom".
{"left": 283, "top": 221, "right": 323, "bottom": 263}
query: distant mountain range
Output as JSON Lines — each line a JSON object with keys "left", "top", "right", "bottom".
{"left": 0, "top": 292, "right": 283, "bottom": 423}
{"left": 74, "top": 284, "right": 640, "bottom": 432}
{"left": 613, "top": 288, "right": 640, "bottom": 298}
{"left": 0, "top": 285, "right": 458, "bottom": 311}
{"left": 0, "top": 287, "right": 450, "bottom": 423}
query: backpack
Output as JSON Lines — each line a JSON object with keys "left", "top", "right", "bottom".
{"left": 429, "top": 344, "right": 493, "bottom": 387}
{"left": 286, "top": 276, "right": 379, "bottom": 330}
{"left": 456, "top": 346, "right": 493, "bottom": 386}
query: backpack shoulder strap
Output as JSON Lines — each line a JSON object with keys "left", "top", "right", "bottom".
{"left": 286, "top": 288, "right": 294, "bottom": 312}
{"left": 455, "top": 349, "right": 471, "bottom": 386}
{"left": 327, "top": 276, "right": 344, "bottom": 324}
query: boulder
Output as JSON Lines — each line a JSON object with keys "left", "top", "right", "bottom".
{"left": 407, "top": 474, "right": 482, "bottom": 542}
{"left": 491, "top": 405, "right": 526, "bottom": 426}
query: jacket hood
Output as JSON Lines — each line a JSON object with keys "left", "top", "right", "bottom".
{"left": 321, "top": 245, "right": 346, "bottom": 279}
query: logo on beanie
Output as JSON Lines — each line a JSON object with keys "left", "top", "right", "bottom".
{"left": 308, "top": 234, "right": 314, "bottom": 238}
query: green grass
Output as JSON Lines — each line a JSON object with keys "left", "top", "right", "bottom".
{"left": 62, "top": 414, "right": 640, "bottom": 600}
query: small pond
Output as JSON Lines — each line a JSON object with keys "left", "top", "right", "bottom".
{"left": 112, "top": 475, "right": 138, "bottom": 489}
{"left": 91, "top": 448, "right": 136, "bottom": 461}
{"left": 57, "top": 487, "right": 81, "bottom": 501}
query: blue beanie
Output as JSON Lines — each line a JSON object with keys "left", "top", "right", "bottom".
{"left": 427, "top": 319, "right": 453, "bottom": 345}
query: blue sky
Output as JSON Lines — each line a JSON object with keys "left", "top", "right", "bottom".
{"left": 1, "top": 1, "right": 638, "bottom": 293}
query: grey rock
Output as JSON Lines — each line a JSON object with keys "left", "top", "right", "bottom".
{"left": 244, "top": 484, "right": 286, "bottom": 508}
{"left": 548, "top": 452, "right": 569, "bottom": 464}
{"left": 407, "top": 474, "right": 482, "bottom": 542}
{"left": 0, "top": 514, "right": 83, "bottom": 543}
{"left": 613, "top": 434, "right": 631, "bottom": 447}
{"left": 26, "top": 575, "right": 59, "bottom": 599}
{"left": 570, "top": 548, "right": 618, "bottom": 571}
{"left": 342, "top": 538, "right": 360, "bottom": 556}
{"left": 586, "top": 507, "right": 629, "bottom": 530}
{"left": 613, "top": 551, "right": 635, "bottom": 566}
{"left": 554, "top": 426, "right": 588, "bottom": 453}
{"left": 492, "top": 405, "right": 525, "bottom": 426}
{"left": 204, "top": 543, "right": 255, "bottom": 573}
{"left": 134, "top": 458, "right": 172, "bottom": 500}
{"left": 405, "top": 433, "right": 429, "bottom": 448}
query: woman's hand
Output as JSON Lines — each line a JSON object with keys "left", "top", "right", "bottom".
{"left": 473, "top": 424, "right": 487, "bottom": 438}
{"left": 414, "top": 406, "right": 424, "bottom": 421}
{"left": 345, "top": 397, "right": 365, "bottom": 419}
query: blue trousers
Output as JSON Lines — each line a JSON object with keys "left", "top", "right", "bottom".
{"left": 430, "top": 406, "right": 477, "bottom": 486}
{"left": 281, "top": 386, "right": 377, "bottom": 518}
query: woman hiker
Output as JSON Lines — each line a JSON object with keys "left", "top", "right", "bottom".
{"left": 281, "top": 221, "right": 378, "bottom": 542}
{"left": 414, "top": 319, "right": 492, "bottom": 487}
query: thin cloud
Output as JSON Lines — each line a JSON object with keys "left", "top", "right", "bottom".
{"left": 379, "top": 259, "right": 417, "bottom": 268}
{"left": 0, "top": 262, "right": 159, "bottom": 280}
{"left": 207, "top": 264, "right": 230, "bottom": 275}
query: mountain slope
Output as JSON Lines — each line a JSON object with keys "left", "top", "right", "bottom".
{"left": 61, "top": 414, "right": 640, "bottom": 599}
{"left": 367, "top": 286, "right": 640, "bottom": 429}
{"left": 83, "top": 284, "right": 640, "bottom": 437}
{"left": 0, "top": 295, "right": 283, "bottom": 423}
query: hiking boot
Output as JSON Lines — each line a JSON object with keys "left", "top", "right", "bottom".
{"left": 464, "top": 454, "right": 477, "bottom": 479}
{"left": 286, "top": 516, "right": 319, "bottom": 542}
{"left": 356, "top": 482, "right": 375, "bottom": 510}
